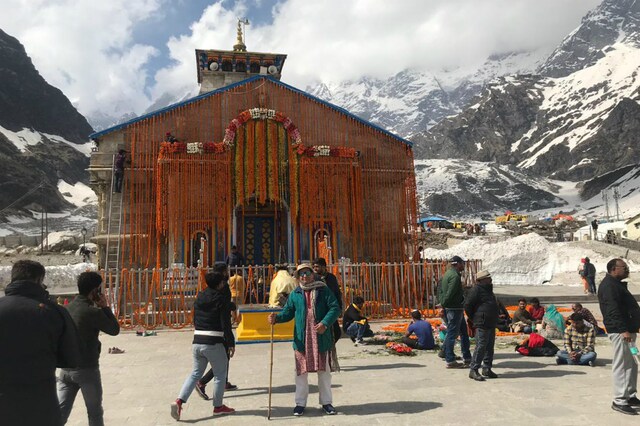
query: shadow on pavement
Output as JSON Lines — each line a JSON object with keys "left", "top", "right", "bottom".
{"left": 337, "top": 400, "right": 442, "bottom": 415}
{"left": 180, "top": 401, "right": 442, "bottom": 422}
{"left": 499, "top": 369, "right": 587, "bottom": 379}
{"left": 492, "top": 352, "right": 520, "bottom": 360}
{"left": 493, "top": 360, "right": 548, "bottom": 369}
{"left": 340, "top": 363, "right": 426, "bottom": 371}
{"left": 224, "top": 383, "right": 343, "bottom": 399}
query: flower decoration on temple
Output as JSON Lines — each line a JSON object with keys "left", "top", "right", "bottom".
{"left": 160, "top": 141, "right": 226, "bottom": 155}
{"left": 223, "top": 108, "right": 302, "bottom": 147}
{"left": 296, "top": 145, "right": 358, "bottom": 158}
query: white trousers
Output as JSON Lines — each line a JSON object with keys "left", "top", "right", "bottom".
{"left": 609, "top": 332, "right": 638, "bottom": 405}
{"left": 294, "top": 371, "right": 332, "bottom": 407}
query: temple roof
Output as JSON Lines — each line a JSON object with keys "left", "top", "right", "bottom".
{"left": 89, "top": 75, "right": 412, "bottom": 147}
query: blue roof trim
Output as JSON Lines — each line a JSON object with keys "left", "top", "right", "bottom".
{"left": 89, "top": 75, "right": 412, "bottom": 147}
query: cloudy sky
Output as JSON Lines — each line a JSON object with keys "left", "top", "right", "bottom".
{"left": 0, "top": 0, "right": 600, "bottom": 119}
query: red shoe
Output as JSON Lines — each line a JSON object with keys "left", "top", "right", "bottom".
{"left": 170, "top": 399, "right": 183, "bottom": 420}
{"left": 213, "top": 404, "right": 235, "bottom": 415}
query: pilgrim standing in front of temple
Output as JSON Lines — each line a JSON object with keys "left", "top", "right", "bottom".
{"left": 58, "top": 272, "right": 120, "bottom": 426}
{"left": 0, "top": 260, "right": 80, "bottom": 426}
{"left": 598, "top": 258, "right": 640, "bottom": 415}
{"left": 464, "top": 270, "right": 499, "bottom": 381}
{"left": 268, "top": 263, "right": 341, "bottom": 417}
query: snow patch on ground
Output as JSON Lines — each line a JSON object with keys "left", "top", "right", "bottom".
{"left": 0, "top": 262, "right": 98, "bottom": 291}
{"left": 421, "top": 233, "right": 639, "bottom": 286}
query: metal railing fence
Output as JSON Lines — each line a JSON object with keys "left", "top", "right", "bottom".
{"left": 102, "top": 259, "right": 481, "bottom": 329}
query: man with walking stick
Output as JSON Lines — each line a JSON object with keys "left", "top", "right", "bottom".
{"left": 268, "top": 263, "right": 341, "bottom": 417}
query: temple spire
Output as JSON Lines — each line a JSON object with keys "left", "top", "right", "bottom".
{"left": 233, "top": 18, "right": 249, "bottom": 52}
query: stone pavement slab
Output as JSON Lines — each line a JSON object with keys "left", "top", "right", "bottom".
{"left": 64, "top": 325, "right": 640, "bottom": 426}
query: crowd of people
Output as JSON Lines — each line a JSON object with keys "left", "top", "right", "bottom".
{"left": 1, "top": 252, "right": 639, "bottom": 423}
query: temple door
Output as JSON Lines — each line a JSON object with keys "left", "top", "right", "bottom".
{"left": 243, "top": 216, "right": 275, "bottom": 265}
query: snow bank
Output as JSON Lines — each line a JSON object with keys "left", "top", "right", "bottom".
{"left": 0, "top": 262, "right": 98, "bottom": 291}
{"left": 421, "top": 233, "right": 638, "bottom": 285}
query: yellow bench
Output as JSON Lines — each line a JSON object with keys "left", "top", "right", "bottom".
{"left": 236, "top": 305, "right": 294, "bottom": 344}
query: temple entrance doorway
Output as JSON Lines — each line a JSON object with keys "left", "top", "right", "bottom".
{"left": 234, "top": 200, "right": 289, "bottom": 265}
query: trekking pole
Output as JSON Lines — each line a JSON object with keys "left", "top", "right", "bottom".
{"left": 268, "top": 324, "right": 274, "bottom": 420}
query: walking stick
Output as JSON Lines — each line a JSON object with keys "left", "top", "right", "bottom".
{"left": 268, "top": 323, "right": 274, "bottom": 420}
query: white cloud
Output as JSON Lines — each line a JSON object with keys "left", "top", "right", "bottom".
{"left": 0, "top": 0, "right": 601, "bottom": 118}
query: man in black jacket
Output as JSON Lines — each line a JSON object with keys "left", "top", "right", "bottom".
{"left": 313, "top": 258, "right": 343, "bottom": 343}
{"left": 0, "top": 260, "right": 80, "bottom": 426}
{"left": 598, "top": 258, "right": 640, "bottom": 415}
{"left": 342, "top": 296, "right": 373, "bottom": 345}
{"left": 464, "top": 269, "right": 499, "bottom": 381}
{"left": 171, "top": 272, "right": 236, "bottom": 420}
{"left": 58, "top": 271, "right": 120, "bottom": 425}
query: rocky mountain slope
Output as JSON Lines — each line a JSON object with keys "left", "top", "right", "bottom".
{"left": 0, "top": 29, "right": 94, "bottom": 218}
{"left": 410, "top": 0, "right": 640, "bottom": 217}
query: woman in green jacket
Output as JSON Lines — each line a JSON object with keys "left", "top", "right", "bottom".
{"left": 268, "top": 263, "right": 340, "bottom": 417}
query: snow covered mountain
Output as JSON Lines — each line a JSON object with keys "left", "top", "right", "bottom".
{"left": 306, "top": 49, "right": 549, "bottom": 137}
{"left": 412, "top": 0, "right": 640, "bottom": 217}
{"left": 0, "top": 29, "right": 95, "bottom": 221}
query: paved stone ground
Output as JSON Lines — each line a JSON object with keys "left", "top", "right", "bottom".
{"left": 64, "top": 306, "right": 640, "bottom": 425}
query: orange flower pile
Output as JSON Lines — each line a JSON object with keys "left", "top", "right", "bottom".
{"left": 381, "top": 323, "right": 409, "bottom": 333}
{"left": 385, "top": 342, "right": 414, "bottom": 355}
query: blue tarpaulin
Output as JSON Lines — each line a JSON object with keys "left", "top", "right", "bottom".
{"left": 418, "top": 216, "right": 450, "bottom": 224}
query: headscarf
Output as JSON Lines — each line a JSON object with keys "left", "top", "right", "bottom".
{"left": 543, "top": 304, "right": 565, "bottom": 332}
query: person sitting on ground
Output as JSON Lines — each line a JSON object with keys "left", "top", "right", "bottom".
{"left": 511, "top": 298, "right": 534, "bottom": 333}
{"left": 540, "top": 304, "right": 566, "bottom": 339}
{"left": 515, "top": 333, "right": 559, "bottom": 357}
{"left": 402, "top": 310, "right": 435, "bottom": 350}
{"left": 496, "top": 298, "right": 511, "bottom": 332}
{"left": 342, "top": 296, "right": 373, "bottom": 345}
{"left": 571, "top": 303, "right": 606, "bottom": 335}
{"left": 527, "top": 297, "right": 545, "bottom": 322}
{"left": 268, "top": 264, "right": 297, "bottom": 307}
{"left": 556, "top": 313, "right": 597, "bottom": 366}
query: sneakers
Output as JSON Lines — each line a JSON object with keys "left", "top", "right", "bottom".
{"left": 588, "top": 360, "right": 595, "bottom": 367}
{"left": 195, "top": 382, "right": 209, "bottom": 400}
{"left": 469, "top": 370, "right": 485, "bottom": 381}
{"left": 446, "top": 361, "right": 464, "bottom": 369}
{"left": 213, "top": 404, "right": 236, "bottom": 416}
{"left": 322, "top": 404, "right": 337, "bottom": 415}
{"left": 462, "top": 359, "right": 471, "bottom": 368}
{"left": 611, "top": 402, "right": 638, "bottom": 415}
{"left": 225, "top": 382, "right": 238, "bottom": 391}
{"left": 628, "top": 397, "right": 640, "bottom": 407}
{"left": 293, "top": 405, "right": 305, "bottom": 416}
{"left": 355, "top": 338, "right": 366, "bottom": 346}
{"left": 170, "top": 399, "right": 183, "bottom": 421}
{"left": 481, "top": 368, "right": 498, "bottom": 379}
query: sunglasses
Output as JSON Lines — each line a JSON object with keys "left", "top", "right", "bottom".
{"left": 299, "top": 270, "right": 313, "bottom": 277}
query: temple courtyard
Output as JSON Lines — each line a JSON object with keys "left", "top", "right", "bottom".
{"left": 64, "top": 296, "right": 639, "bottom": 425}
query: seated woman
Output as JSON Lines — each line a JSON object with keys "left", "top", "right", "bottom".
{"left": 402, "top": 310, "right": 435, "bottom": 350}
{"left": 539, "top": 304, "right": 565, "bottom": 339}
{"left": 527, "top": 298, "right": 545, "bottom": 322}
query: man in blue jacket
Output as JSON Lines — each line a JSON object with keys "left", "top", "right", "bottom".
{"left": 269, "top": 263, "right": 340, "bottom": 417}
{"left": 438, "top": 255, "right": 472, "bottom": 369}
